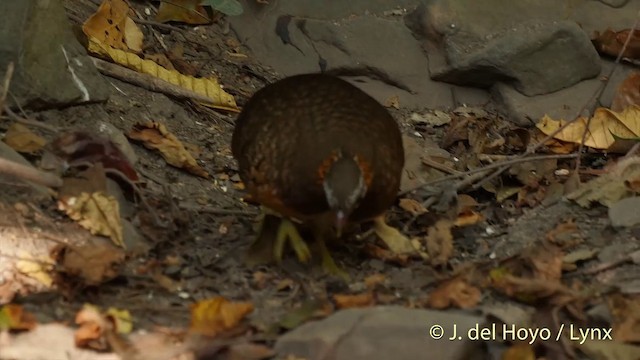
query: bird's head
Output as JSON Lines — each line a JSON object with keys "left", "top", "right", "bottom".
{"left": 322, "top": 152, "right": 368, "bottom": 236}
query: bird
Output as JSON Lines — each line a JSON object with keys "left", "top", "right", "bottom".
{"left": 231, "top": 73, "right": 415, "bottom": 279}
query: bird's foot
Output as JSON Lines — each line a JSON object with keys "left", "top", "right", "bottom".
{"left": 373, "top": 216, "right": 416, "bottom": 254}
{"left": 274, "top": 218, "right": 312, "bottom": 263}
{"left": 315, "top": 236, "right": 350, "bottom": 282}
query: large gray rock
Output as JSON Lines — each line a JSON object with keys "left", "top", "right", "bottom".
{"left": 431, "top": 19, "right": 601, "bottom": 96}
{"left": 0, "top": 0, "right": 110, "bottom": 109}
{"left": 229, "top": 0, "right": 488, "bottom": 110}
{"left": 274, "top": 306, "right": 488, "bottom": 360}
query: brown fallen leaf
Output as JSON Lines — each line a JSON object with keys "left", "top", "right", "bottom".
{"left": 189, "top": 297, "right": 254, "bottom": 337}
{"left": 333, "top": 292, "right": 375, "bottom": 309}
{"left": 82, "top": 0, "right": 143, "bottom": 52}
{"left": 427, "top": 276, "right": 481, "bottom": 309}
{"left": 607, "top": 293, "right": 640, "bottom": 343}
{"left": 127, "top": 121, "right": 210, "bottom": 178}
{"left": 425, "top": 218, "right": 454, "bottom": 266}
{"left": 592, "top": 28, "right": 640, "bottom": 60}
{"left": 398, "top": 198, "right": 427, "bottom": 216}
{"left": 612, "top": 71, "right": 640, "bottom": 112}
{"left": 3, "top": 123, "right": 46, "bottom": 154}
{"left": 75, "top": 304, "right": 110, "bottom": 350}
{"left": 52, "top": 240, "right": 125, "bottom": 286}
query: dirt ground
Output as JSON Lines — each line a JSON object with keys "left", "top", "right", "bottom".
{"left": 2, "top": 1, "right": 640, "bottom": 359}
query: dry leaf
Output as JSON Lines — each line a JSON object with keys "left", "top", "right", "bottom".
{"left": 333, "top": 292, "right": 375, "bottom": 309}
{"left": 567, "top": 156, "right": 640, "bottom": 207}
{"left": 58, "top": 192, "right": 124, "bottom": 248}
{"left": 127, "top": 122, "right": 210, "bottom": 178}
{"left": 425, "top": 219, "right": 454, "bottom": 266}
{"left": 86, "top": 37, "right": 237, "bottom": 111}
{"left": 53, "top": 241, "right": 125, "bottom": 286}
{"left": 189, "top": 297, "right": 254, "bottom": 336}
{"left": 536, "top": 106, "right": 640, "bottom": 152}
{"left": 156, "top": 0, "right": 211, "bottom": 24}
{"left": 3, "top": 123, "right": 46, "bottom": 153}
{"left": 427, "top": 276, "right": 481, "bottom": 309}
{"left": 75, "top": 304, "right": 111, "bottom": 350}
{"left": 607, "top": 293, "right": 640, "bottom": 343}
{"left": 592, "top": 28, "right": 640, "bottom": 60}
{"left": 398, "top": 198, "right": 427, "bottom": 216}
{"left": 15, "top": 250, "right": 55, "bottom": 287}
{"left": 612, "top": 71, "right": 640, "bottom": 112}
{"left": 0, "top": 304, "right": 37, "bottom": 331}
{"left": 82, "top": 0, "right": 143, "bottom": 52}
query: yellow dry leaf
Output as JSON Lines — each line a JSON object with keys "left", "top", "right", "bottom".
{"left": 58, "top": 192, "right": 124, "bottom": 248}
{"left": 86, "top": 36, "right": 237, "bottom": 111}
{"left": 106, "top": 307, "right": 133, "bottom": 334}
{"left": 3, "top": 122, "right": 47, "bottom": 153}
{"left": 127, "top": 122, "right": 210, "bottom": 178}
{"left": 15, "top": 250, "right": 55, "bottom": 287}
{"left": 189, "top": 297, "right": 254, "bottom": 336}
{"left": 82, "top": 0, "right": 143, "bottom": 52}
{"left": 156, "top": 0, "right": 211, "bottom": 24}
{"left": 536, "top": 105, "right": 640, "bottom": 152}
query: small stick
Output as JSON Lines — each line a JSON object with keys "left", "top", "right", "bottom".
{"left": 0, "top": 157, "right": 63, "bottom": 188}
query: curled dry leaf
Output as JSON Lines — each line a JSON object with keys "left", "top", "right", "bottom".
{"left": 58, "top": 192, "right": 124, "bottom": 248}
{"left": 75, "top": 304, "right": 110, "bottom": 350}
{"left": 127, "top": 122, "right": 210, "bottom": 178}
{"left": 82, "top": 0, "right": 143, "bottom": 52}
{"left": 189, "top": 297, "right": 254, "bottom": 337}
{"left": 592, "top": 28, "right": 640, "bottom": 60}
{"left": 427, "top": 276, "right": 481, "bottom": 309}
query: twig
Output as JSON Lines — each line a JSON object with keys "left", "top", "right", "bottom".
{"left": 0, "top": 62, "right": 14, "bottom": 113}
{"left": 399, "top": 153, "right": 578, "bottom": 196}
{"left": 3, "top": 106, "right": 60, "bottom": 134}
{"left": 0, "top": 157, "right": 63, "bottom": 188}
{"left": 574, "top": 13, "right": 640, "bottom": 173}
{"left": 91, "top": 57, "right": 238, "bottom": 112}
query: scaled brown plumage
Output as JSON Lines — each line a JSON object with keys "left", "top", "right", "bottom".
{"left": 231, "top": 73, "right": 413, "bottom": 278}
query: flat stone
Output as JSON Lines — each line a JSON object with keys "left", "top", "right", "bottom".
{"left": 230, "top": 0, "right": 487, "bottom": 110}
{"left": 0, "top": 0, "right": 110, "bottom": 109}
{"left": 433, "top": 20, "right": 601, "bottom": 96}
{"left": 275, "top": 306, "right": 487, "bottom": 360}
{"left": 609, "top": 197, "right": 640, "bottom": 228}
{"left": 492, "top": 61, "right": 633, "bottom": 126}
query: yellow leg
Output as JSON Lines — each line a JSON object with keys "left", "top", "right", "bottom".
{"left": 274, "top": 218, "right": 312, "bottom": 263}
{"left": 315, "top": 234, "right": 350, "bottom": 281}
{"left": 373, "top": 215, "right": 416, "bottom": 254}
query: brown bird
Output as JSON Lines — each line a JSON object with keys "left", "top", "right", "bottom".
{"left": 231, "top": 73, "right": 414, "bottom": 278}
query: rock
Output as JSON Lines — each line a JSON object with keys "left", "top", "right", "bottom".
{"left": 0, "top": 0, "right": 110, "bottom": 109}
{"left": 229, "top": 0, "right": 488, "bottom": 110}
{"left": 597, "top": 0, "right": 630, "bottom": 8}
{"left": 492, "top": 61, "right": 633, "bottom": 126}
{"left": 609, "top": 197, "right": 640, "bottom": 228}
{"left": 432, "top": 20, "right": 601, "bottom": 96}
{"left": 274, "top": 306, "right": 487, "bottom": 360}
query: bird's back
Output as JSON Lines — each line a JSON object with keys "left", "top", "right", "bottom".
{"left": 232, "top": 74, "right": 404, "bottom": 221}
